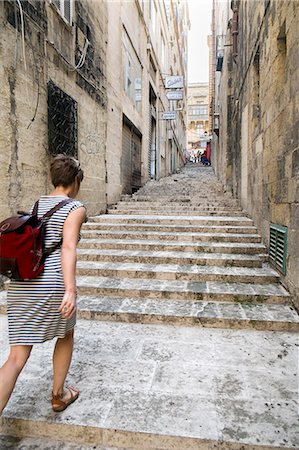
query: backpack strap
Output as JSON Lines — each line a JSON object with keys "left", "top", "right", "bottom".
{"left": 42, "top": 198, "right": 74, "bottom": 220}
{"left": 40, "top": 198, "right": 74, "bottom": 259}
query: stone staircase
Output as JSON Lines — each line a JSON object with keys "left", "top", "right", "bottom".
{"left": 1, "top": 164, "right": 299, "bottom": 449}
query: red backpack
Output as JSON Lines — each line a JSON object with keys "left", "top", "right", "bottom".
{"left": 0, "top": 198, "right": 72, "bottom": 281}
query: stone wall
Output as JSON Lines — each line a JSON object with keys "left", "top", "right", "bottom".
{"left": 213, "top": 0, "right": 299, "bottom": 308}
{"left": 0, "top": 0, "right": 108, "bottom": 218}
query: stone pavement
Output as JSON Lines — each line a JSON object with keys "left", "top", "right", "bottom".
{"left": 0, "top": 164, "right": 299, "bottom": 449}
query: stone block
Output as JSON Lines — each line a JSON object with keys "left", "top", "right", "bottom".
{"left": 270, "top": 202, "right": 291, "bottom": 227}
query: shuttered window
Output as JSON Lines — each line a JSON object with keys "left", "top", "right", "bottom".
{"left": 52, "top": 0, "right": 73, "bottom": 24}
{"left": 269, "top": 224, "right": 288, "bottom": 275}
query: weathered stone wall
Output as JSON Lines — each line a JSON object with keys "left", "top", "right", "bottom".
{"left": 214, "top": 0, "right": 299, "bottom": 307}
{"left": 0, "top": 0, "right": 107, "bottom": 219}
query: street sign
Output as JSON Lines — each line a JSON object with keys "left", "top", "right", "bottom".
{"left": 161, "top": 111, "right": 177, "bottom": 120}
{"left": 166, "top": 90, "right": 183, "bottom": 100}
{"left": 165, "top": 76, "right": 184, "bottom": 89}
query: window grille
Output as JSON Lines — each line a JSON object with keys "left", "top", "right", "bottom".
{"left": 48, "top": 81, "right": 78, "bottom": 157}
{"left": 52, "top": 0, "right": 72, "bottom": 24}
{"left": 269, "top": 224, "right": 288, "bottom": 275}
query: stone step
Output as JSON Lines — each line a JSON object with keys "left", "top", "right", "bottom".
{"left": 2, "top": 292, "right": 297, "bottom": 332}
{"left": 71, "top": 296, "right": 299, "bottom": 332}
{"left": 90, "top": 214, "right": 254, "bottom": 226}
{"left": 81, "top": 230, "right": 261, "bottom": 243}
{"left": 78, "top": 239, "right": 267, "bottom": 254}
{"left": 0, "top": 436, "right": 126, "bottom": 450}
{"left": 76, "top": 276, "right": 290, "bottom": 303}
{"left": 77, "top": 249, "right": 265, "bottom": 267}
{"left": 117, "top": 199, "right": 240, "bottom": 205}
{"left": 83, "top": 222, "right": 258, "bottom": 234}
{"left": 1, "top": 316, "right": 298, "bottom": 449}
{"left": 76, "top": 261, "right": 278, "bottom": 283}
{"left": 113, "top": 204, "right": 243, "bottom": 211}
{"left": 1, "top": 292, "right": 298, "bottom": 332}
{"left": 107, "top": 209, "right": 247, "bottom": 217}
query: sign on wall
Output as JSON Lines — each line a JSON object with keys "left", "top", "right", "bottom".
{"left": 161, "top": 111, "right": 177, "bottom": 120}
{"left": 166, "top": 90, "right": 183, "bottom": 100}
{"left": 165, "top": 76, "right": 184, "bottom": 89}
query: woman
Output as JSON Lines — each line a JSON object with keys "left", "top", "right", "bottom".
{"left": 0, "top": 154, "right": 86, "bottom": 414}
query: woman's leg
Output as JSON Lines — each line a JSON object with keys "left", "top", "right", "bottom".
{"left": 52, "top": 330, "right": 76, "bottom": 400}
{"left": 0, "top": 345, "right": 32, "bottom": 414}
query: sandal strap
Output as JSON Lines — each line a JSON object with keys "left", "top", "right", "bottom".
{"left": 52, "top": 387, "right": 76, "bottom": 407}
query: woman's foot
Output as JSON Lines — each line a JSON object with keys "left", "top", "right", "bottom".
{"left": 51, "top": 386, "right": 79, "bottom": 412}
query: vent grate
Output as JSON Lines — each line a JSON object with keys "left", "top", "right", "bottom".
{"left": 269, "top": 224, "right": 288, "bottom": 275}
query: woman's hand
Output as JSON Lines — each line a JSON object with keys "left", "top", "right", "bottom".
{"left": 58, "top": 290, "right": 77, "bottom": 319}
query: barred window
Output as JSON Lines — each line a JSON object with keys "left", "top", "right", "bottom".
{"left": 48, "top": 81, "right": 78, "bottom": 157}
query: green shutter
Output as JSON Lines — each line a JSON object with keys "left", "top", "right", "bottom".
{"left": 269, "top": 224, "right": 288, "bottom": 275}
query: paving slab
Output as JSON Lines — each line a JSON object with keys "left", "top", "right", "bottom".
{"left": 0, "top": 317, "right": 298, "bottom": 449}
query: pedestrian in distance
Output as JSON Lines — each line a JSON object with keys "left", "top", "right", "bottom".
{"left": 0, "top": 154, "right": 87, "bottom": 415}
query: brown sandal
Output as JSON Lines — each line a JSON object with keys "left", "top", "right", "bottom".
{"left": 51, "top": 386, "right": 79, "bottom": 412}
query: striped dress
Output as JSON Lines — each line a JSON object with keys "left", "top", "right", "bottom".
{"left": 7, "top": 195, "right": 85, "bottom": 346}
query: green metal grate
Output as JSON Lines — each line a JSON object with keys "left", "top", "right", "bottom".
{"left": 269, "top": 224, "right": 288, "bottom": 275}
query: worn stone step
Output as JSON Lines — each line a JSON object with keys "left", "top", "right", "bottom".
{"left": 107, "top": 209, "right": 247, "bottom": 217}
{"left": 1, "top": 292, "right": 297, "bottom": 332}
{"left": 75, "top": 296, "right": 299, "bottom": 332}
{"left": 113, "top": 204, "right": 243, "bottom": 211}
{"left": 77, "top": 276, "right": 290, "bottom": 303}
{"left": 83, "top": 222, "right": 259, "bottom": 234}
{"left": 76, "top": 261, "right": 278, "bottom": 283}
{"left": 78, "top": 238, "right": 267, "bottom": 254}
{"left": 2, "top": 292, "right": 297, "bottom": 332}
{"left": 0, "top": 436, "right": 127, "bottom": 450}
{"left": 81, "top": 230, "right": 261, "bottom": 244}
{"left": 77, "top": 249, "right": 265, "bottom": 267}
{"left": 90, "top": 214, "right": 254, "bottom": 226}
{"left": 1, "top": 316, "right": 298, "bottom": 449}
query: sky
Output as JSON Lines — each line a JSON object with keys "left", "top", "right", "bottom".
{"left": 187, "top": 0, "right": 212, "bottom": 83}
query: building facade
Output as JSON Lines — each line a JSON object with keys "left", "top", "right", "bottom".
{"left": 211, "top": 0, "right": 299, "bottom": 307}
{"left": 0, "top": 0, "right": 108, "bottom": 217}
{"left": 187, "top": 82, "right": 209, "bottom": 153}
{"left": 0, "top": 0, "right": 189, "bottom": 217}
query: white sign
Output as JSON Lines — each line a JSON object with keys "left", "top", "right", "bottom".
{"left": 161, "top": 111, "right": 177, "bottom": 120}
{"left": 135, "top": 78, "right": 142, "bottom": 90}
{"left": 166, "top": 90, "right": 183, "bottom": 100}
{"left": 165, "top": 76, "right": 184, "bottom": 89}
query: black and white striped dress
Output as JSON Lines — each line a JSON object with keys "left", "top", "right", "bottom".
{"left": 7, "top": 195, "right": 85, "bottom": 346}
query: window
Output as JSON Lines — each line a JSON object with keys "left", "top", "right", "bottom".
{"left": 161, "top": 33, "right": 166, "bottom": 68}
{"left": 149, "top": 0, "right": 157, "bottom": 37}
{"left": 48, "top": 81, "right": 78, "bottom": 156}
{"left": 123, "top": 30, "right": 142, "bottom": 111}
{"left": 52, "top": 0, "right": 73, "bottom": 24}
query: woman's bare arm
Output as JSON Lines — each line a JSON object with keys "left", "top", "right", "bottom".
{"left": 59, "top": 206, "right": 86, "bottom": 319}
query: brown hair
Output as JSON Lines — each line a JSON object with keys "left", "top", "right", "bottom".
{"left": 50, "top": 154, "right": 84, "bottom": 188}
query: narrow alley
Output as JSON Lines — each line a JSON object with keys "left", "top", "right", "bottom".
{"left": 1, "top": 164, "right": 298, "bottom": 449}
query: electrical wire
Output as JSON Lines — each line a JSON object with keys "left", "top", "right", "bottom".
{"left": 15, "top": 0, "right": 31, "bottom": 113}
